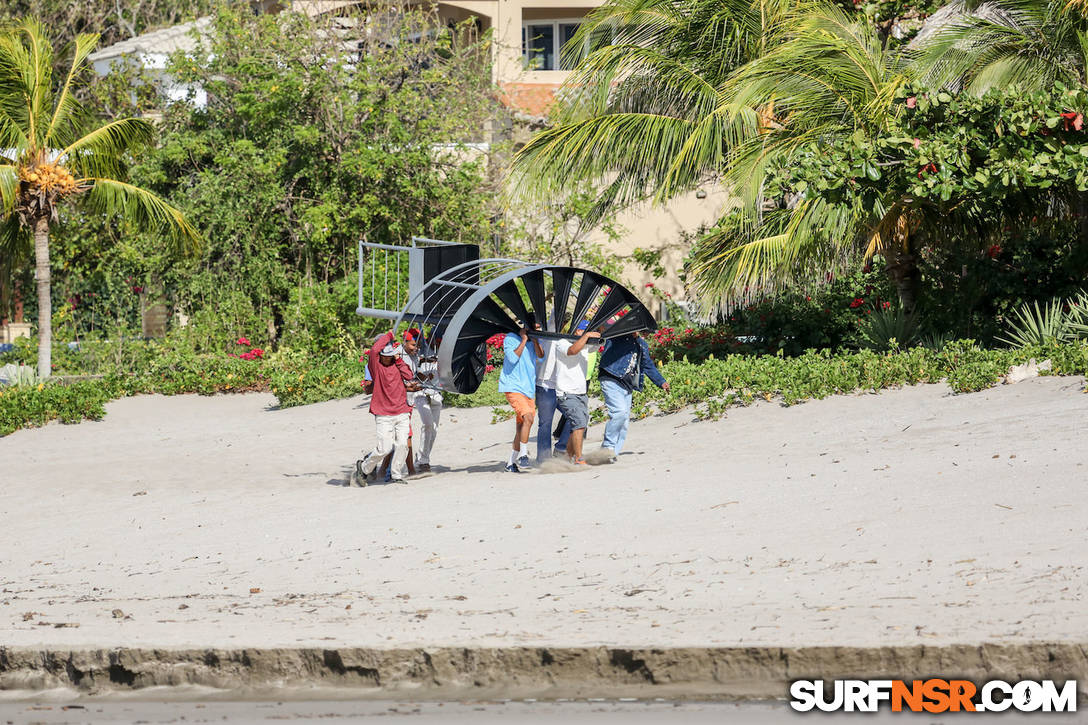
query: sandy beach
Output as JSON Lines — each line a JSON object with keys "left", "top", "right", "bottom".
{"left": 1, "top": 377, "right": 1086, "bottom": 693}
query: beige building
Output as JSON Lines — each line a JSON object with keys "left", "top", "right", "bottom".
{"left": 89, "top": 0, "right": 725, "bottom": 309}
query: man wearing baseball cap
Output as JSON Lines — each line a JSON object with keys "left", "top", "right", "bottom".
{"left": 355, "top": 330, "right": 419, "bottom": 485}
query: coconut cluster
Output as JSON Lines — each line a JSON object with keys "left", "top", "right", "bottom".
{"left": 19, "top": 163, "right": 78, "bottom": 195}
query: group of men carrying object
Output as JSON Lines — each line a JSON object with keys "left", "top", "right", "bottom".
{"left": 353, "top": 323, "right": 670, "bottom": 484}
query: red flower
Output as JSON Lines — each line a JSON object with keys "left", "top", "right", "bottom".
{"left": 485, "top": 364, "right": 495, "bottom": 373}
{"left": 1061, "top": 111, "right": 1084, "bottom": 131}
{"left": 645, "top": 283, "right": 655, "bottom": 288}
{"left": 987, "top": 244, "right": 1003, "bottom": 259}
{"left": 849, "top": 298, "right": 865, "bottom": 309}
{"left": 237, "top": 337, "right": 250, "bottom": 346}
{"left": 132, "top": 286, "right": 143, "bottom": 294}
{"left": 882, "top": 301, "right": 891, "bottom": 310}
{"left": 917, "top": 162, "right": 938, "bottom": 179}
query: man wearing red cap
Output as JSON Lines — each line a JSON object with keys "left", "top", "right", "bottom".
{"left": 355, "top": 330, "right": 418, "bottom": 485}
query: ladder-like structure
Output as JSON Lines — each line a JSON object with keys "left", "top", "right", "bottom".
{"left": 357, "top": 237, "right": 657, "bottom": 394}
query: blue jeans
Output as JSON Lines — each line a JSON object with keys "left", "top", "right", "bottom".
{"left": 600, "top": 377, "right": 633, "bottom": 455}
{"left": 535, "top": 386, "right": 570, "bottom": 461}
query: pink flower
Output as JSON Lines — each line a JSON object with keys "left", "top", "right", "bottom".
{"left": 237, "top": 337, "right": 250, "bottom": 346}
{"left": 645, "top": 283, "right": 655, "bottom": 288}
{"left": 906, "top": 96, "right": 917, "bottom": 109}
{"left": 485, "top": 364, "right": 495, "bottom": 373}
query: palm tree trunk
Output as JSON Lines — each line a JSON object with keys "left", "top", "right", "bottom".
{"left": 886, "top": 249, "right": 920, "bottom": 316}
{"left": 33, "top": 215, "right": 52, "bottom": 379}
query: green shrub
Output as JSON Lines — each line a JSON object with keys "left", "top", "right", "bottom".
{"left": 4, "top": 334, "right": 1087, "bottom": 437}
{"left": 1000, "top": 299, "right": 1073, "bottom": 347}
{"left": 859, "top": 305, "right": 919, "bottom": 351}
{"left": 0, "top": 380, "right": 113, "bottom": 436}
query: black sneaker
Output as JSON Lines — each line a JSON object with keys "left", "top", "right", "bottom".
{"left": 504, "top": 462, "right": 520, "bottom": 473}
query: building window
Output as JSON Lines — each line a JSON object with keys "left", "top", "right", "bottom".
{"left": 522, "top": 20, "right": 584, "bottom": 71}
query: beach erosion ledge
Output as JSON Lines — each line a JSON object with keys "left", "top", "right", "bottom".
{"left": 1, "top": 644, "right": 1087, "bottom": 699}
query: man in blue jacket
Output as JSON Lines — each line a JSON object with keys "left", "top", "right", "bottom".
{"left": 597, "top": 331, "right": 670, "bottom": 460}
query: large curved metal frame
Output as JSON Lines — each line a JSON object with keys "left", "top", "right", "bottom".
{"left": 357, "top": 241, "right": 658, "bottom": 394}
{"left": 390, "top": 260, "right": 656, "bottom": 394}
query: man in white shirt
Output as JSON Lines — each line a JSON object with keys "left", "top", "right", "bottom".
{"left": 403, "top": 329, "right": 442, "bottom": 473}
{"left": 553, "top": 326, "right": 601, "bottom": 465}
{"left": 534, "top": 334, "right": 563, "bottom": 463}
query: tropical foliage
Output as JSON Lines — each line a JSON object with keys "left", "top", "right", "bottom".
{"left": 0, "top": 19, "right": 198, "bottom": 377}
{"left": 510, "top": 0, "right": 795, "bottom": 220}
{"left": 3, "top": 3, "right": 501, "bottom": 355}
{"left": 7, "top": 333, "right": 1088, "bottom": 435}
{"left": 512, "top": 0, "right": 1088, "bottom": 326}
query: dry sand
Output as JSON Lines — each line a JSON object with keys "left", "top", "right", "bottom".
{"left": 1, "top": 377, "right": 1087, "bottom": 695}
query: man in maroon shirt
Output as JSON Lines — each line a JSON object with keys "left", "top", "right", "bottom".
{"left": 355, "top": 330, "right": 418, "bottom": 485}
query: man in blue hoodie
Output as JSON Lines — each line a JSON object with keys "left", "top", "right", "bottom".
{"left": 597, "top": 331, "right": 670, "bottom": 460}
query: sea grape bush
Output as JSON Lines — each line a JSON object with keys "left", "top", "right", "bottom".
{"left": 630, "top": 340, "right": 1088, "bottom": 421}
{"left": 5, "top": 337, "right": 1088, "bottom": 435}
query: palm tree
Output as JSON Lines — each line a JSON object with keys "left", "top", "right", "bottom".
{"left": 511, "top": 0, "right": 795, "bottom": 223}
{"left": 688, "top": 4, "right": 922, "bottom": 312}
{"left": 514, "top": 0, "right": 926, "bottom": 313}
{"left": 0, "top": 19, "right": 199, "bottom": 378}
{"left": 915, "top": 0, "right": 1088, "bottom": 93}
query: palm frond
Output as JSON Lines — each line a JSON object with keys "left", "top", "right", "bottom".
{"left": 0, "top": 112, "right": 27, "bottom": 159}
{"left": 0, "top": 163, "right": 17, "bottom": 214}
{"left": 688, "top": 197, "right": 862, "bottom": 314}
{"left": 511, "top": 112, "right": 700, "bottom": 209}
{"left": 0, "top": 212, "right": 31, "bottom": 316}
{"left": 82, "top": 178, "right": 202, "bottom": 253}
{"left": 915, "top": 0, "right": 1086, "bottom": 91}
{"left": 45, "top": 32, "right": 100, "bottom": 148}
{"left": 61, "top": 118, "right": 156, "bottom": 175}
{"left": 511, "top": 0, "right": 799, "bottom": 221}
{"left": 13, "top": 19, "right": 53, "bottom": 148}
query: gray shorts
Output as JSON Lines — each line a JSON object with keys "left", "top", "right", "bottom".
{"left": 556, "top": 393, "right": 589, "bottom": 430}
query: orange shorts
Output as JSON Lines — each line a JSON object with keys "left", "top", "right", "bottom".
{"left": 504, "top": 392, "right": 536, "bottom": 423}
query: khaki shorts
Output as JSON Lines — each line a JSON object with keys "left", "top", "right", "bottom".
{"left": 504, "top": 392, "right": 536, "bottom": 424}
